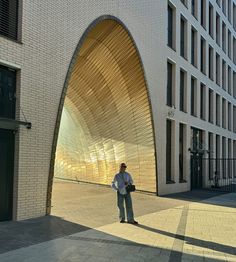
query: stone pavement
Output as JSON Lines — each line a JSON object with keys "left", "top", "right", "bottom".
{"left": 0, "top": 181, "right": 236, "bottom": 262}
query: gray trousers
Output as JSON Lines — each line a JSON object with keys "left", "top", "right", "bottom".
{"left": 117, "top": 192, "right": 134, "bottom": 222}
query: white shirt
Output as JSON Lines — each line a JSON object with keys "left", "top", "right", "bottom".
{"left": 111, "top": 172, "right": 133, "bottom": 195}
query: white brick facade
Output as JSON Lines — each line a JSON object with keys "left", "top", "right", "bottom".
{"left": 0, "top": 0, "right": 236, "bottom": 220}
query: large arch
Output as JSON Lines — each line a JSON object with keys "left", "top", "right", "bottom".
{"left": 47, "top": 17, "right": 157, "bottom": 214}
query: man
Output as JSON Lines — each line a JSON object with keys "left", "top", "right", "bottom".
{"left": 111, "top": 163, "right": 138, "bottom": 224}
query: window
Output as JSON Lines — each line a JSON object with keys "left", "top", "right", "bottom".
{"left": 209, "top": 3, "right": 214, "bottom": 38}
{"left": 228, "top": 139, "right": 232, "bottom": 178}
{"left": 0, "top": 65, "right": 16, "bottom": 119}
{"left": 222, "top": 60, "right": 226, "bottom": 90}
{"left": 208, "top": 45, "right": 214, "bottom": 80}
{"left": 166, "top": 119, "right": 173, "bottom": 183}
{"left": 228, "top": 102, "right": 232, "bottom": 131}
{"left": 234, "top": 141, "right": 236, "bottom": 177}
{"left": 216, "top": 13, "right": 220, "bottom": 46}
{"left": 180, "top": 16, "right": 187, "bottom": 59}
{"left": 191, "top": 27, "right": 197, "bottom": 66}
{"left": 216, "top": 0, "right": 221, "bottom": 7}
{"left": 228, "top": 0, "right": 232, "bottom": 23}
{"left": 233, "top": 106, "right": 236, "bottom": 132}
{"left": 222, "top": 137, "right": 226, "bottom": 178}
{"left": 234, "top": 72, "right": 236, "bottom": 98}
{"left": 167, "top": 62, "right": 174, "bottom": 106}
{"left": 216, "top": 135, "right": 220, "bottom": 175}
{"left": 200, "top": 83, "right": 206, "bottom": 120}
{"left": 179, "top": 123, "right": 186, "bottom": 182}
{"left": 191, "top": 77, "right": 197, "bottom": 116}
{"left": 234, "top": 3, "right": 236, "bottom": 30}
{"left": 222, "top": 0, "right": 226, "bottom": 15}
{"left": 233, "top": 38, "right": 236, "bottom": 64}
{"left": 191, "top": 0, "right": 197, "bottom": 18}
{"left": 0, "top": 0, "right": 19, "bottom": 40}
{"left": 216, "top": 94, "right": 221, "bottom": 126}
{"left": 216, "top": 53, "right": 221, "bottom": 86}
{"left": 222, "top": 22, "right": 226, "bottom": 53}
{"left": 228, "top": 66, "right": 232, "bottom": 95}
{"left": 179, "top": 69, "right": 186, "bottom": 112}
{"left": 228, "top": 30, "right": 232, "bottom": 58}
{"left": 200, "top": 37, "right": 206, "bottom": 73}
{"left": 222, "top": 98, "right": 226, "bottom": 128}
{"left": 208, "top": 132, "right": 214, "bottom": 179}
{"left": 201, "top": 0, "right": 206, "bottom": 28}
{"left": 168, "top": 4, "right": 175, "bottom": 49}
{"left": 208, "top": 89, "right": 214, "bottom": 123}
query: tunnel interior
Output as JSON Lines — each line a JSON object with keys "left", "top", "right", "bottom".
{"left": 54, "top": 19, "right": 157, "bottom": 192}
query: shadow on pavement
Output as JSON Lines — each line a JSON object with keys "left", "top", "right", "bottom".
{"left": 163, "top": 190, "right": 236, "bottom": 208}
{"left": 0, "top": 215, "right": 90, "bottom": 254}
{"left": 136, "top": 224, "right": 236, "bottom": 256}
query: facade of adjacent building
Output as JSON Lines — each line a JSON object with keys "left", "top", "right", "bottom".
{"left": 0, "top": 0, "right": 236, "bottom": 221}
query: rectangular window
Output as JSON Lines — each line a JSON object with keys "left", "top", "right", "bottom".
{"left": 228, "top": 102, "right": 232, "bottom": 131}
{"left": 167, "top": 62, "right": 174, "bottom": 106}
{"left": 216, "top": 135, "right": 221, "bottom": 176}
{"left": 191, "top": 0, "right": 197, "bottom": 18}
{"left": 234, "top": 3, "right": 236, "bottom": 30}
{"left": 222, "top": 22, "right": 226, "bottom": 53}
{"left": 222, "top": 0, "right": 227, "bottom": 15}
{"left": 0, "top": 65, "right": 16, "bottom": 119}
{"left": 208, "top": 132, "right": 213, "bottom": 180}
{"left": 191, "top": 77, "right": 197, "bottom": 116}
{"left": 233, "top": 71, "right": 236, "bottom": 98}
{"left": 166, "top": 119, "right": 173, "bottom": 183}
{"left": 228, "top": 66, "right": 232, "bottom": 95}
{"left": 0, "top": 0, "right": 19, "bottom": 40}
{"left": 228, "top": 0, "right": 232, "bottom": 23}
{"left": 234, "top": 141, "right": 236, "bottom": 178}
{"left": 179, "top": 69, "right": 186, "bottom": 112}
{"left": 228, "top": 139, "right": 232, "bottom": 178}
{"left": 233, "top": 38, "right": 236, "bottom": 64}
{"left": 222, "top": 98, "right": 226, "bottom": 128}
{"left": 200, "top": 37, "right": 206, "bottom": 73}
{"left": 222, "top": 60, "right": 226, "bottom": 90}
{"left": 216, "top": 13, "right": 220, "bottom": 46}
{"left": 201, "top": 0, "right": 206, "bottom": 28}
{"left": 233, "top": 106, "right": 236, "bottom": 132}
{"left": 168, "top": 4, "right": 175, "bottom": 49}
{"left": 209, "top": 3, "right": 214, "bottom": 38}
{"left": 179, "top": 123, "right": 186, "bottom": 182}
{"left": 216, "top": 94, "right": 221, "bottom": 126}
{"left": 200, "top": 83, "right": 206, "bottom": 120}
{"left": 222, "top": 137, "right": 226, "bottom": 178}
{"left": 208, "top": 45, "right": 214, "bottom": 80}
{"left": 208, "top": 89, "right": 214, "bottom": 123}
{"left": 180, "top": 16, "right": 187, "bottom": 59}
{"left": 191, "top": 27, "right": 197, "bottom": 66}
{"left": 228, "top": 30, "right": 232, "bottom": 58}
{"left": 216, "top": 53, "right": 221, "bottom": 86}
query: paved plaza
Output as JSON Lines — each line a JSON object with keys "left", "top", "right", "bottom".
{"left": 0, "top": 180, "right": 236, "bottom": 262}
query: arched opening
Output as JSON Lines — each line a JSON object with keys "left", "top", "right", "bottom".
{"left": 47, "top": 17, "right": 157, "bottom": 215}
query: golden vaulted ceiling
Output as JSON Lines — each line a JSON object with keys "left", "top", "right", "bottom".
{"left": 54, "top": 19, "right": 157, "bottom": 192}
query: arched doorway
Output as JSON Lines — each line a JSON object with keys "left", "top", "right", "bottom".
{"left": 47, "top": 17, "right": 157, "bottom": 214}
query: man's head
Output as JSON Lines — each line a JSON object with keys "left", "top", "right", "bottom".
{"left": 120, "top": 163, "right": 127, "bottom": 172}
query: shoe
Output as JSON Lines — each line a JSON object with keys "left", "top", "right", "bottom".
{"left": 128, "top": 220, "right": 138, "bottom": 224}
{"left": 120, "top": 220, "right": 125, "bottom": 223}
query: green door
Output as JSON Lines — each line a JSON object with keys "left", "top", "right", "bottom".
{"left": 0, "top": 129, "right": 15, "bottom": 221}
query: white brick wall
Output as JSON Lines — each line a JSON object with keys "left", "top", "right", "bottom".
{"left": 0, "top": 0, "right": 236, "bottom": 220}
